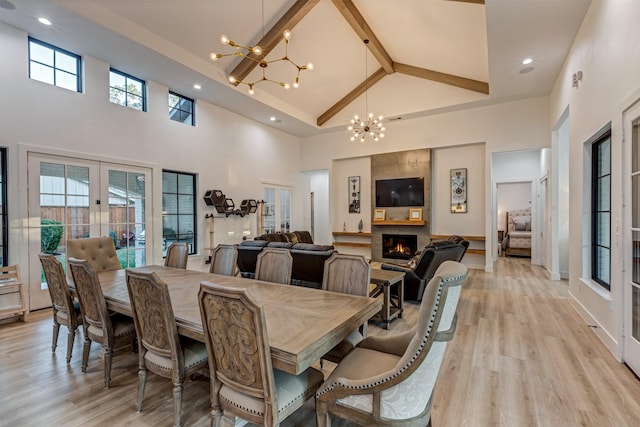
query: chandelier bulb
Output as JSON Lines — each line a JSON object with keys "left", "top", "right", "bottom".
{"left": 209, "top": 52, "right": 219, "bottom": 61}
{"left": 228, "top": 76, "right": 236, "bottom": 84}
{"left": 248, "top": 85, "right": 255, "bottom": 95}
{"left": 220, "top": 35, "right": 229, "bottom": 45}
{"left": 380, "top": 133, "right": 385, "bottom": 138}
{"left": 284, "top": 83, "right": 290, "bottom": 89}
{"left": 347, "top": 125, "right": 353, "bottom": 131}
{"left": 360, "top": 137, "right": 365, "bottom": 143}
{"left": 378, "top": 115, "right": 383, "bottom": 121}
{"left": 283, "top": 29, "right": 291, "bottom": 41}
{"left": 293, "top": 82, "right": 299, "bottom": 88}
{"left": 307, "top": 63, "right": 314, "bottom": 71}
{"left": 350, "top": 136, "right": 355, "bottom": 141}
{"left": 252, "top": 46, "right": 262, "bottom": 56}
{"left": 368, "top": 112, "right": 374, "bottom": 119}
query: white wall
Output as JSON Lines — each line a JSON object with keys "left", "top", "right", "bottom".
{"left": 306, "top": 170, "right": 330, "bottom": 245}
{"left": 548, "top": 0, "right": 640, "bottom": 358}
{"left": 0, "top": 22, "right": 305, "bottom": 296}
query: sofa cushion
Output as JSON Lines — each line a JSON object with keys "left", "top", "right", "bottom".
{"left": 240, "top": 240, "right": 269, "bottom": 248}
{"left": 267, "top": 242, "right": 294, "bottom": 249}
{"left": 294, "top": 231, "right": 314, "bottom": 244}
{"left": 292, "top": 243, "right": 335, "bottom": 251}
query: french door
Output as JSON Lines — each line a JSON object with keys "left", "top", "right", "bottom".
{"left": 624, "top": 100, "right": 640, "bottom": 376}
{"left": 27, "top": 153, "right": 151, "bottom": 310}
{"left": 261, "top": 183, "right": 291, "bottom": 235}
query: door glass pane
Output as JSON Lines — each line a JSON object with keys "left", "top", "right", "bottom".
{"left": 280, "top": 188, "right": 291, "bottom": 232}
{"left": 108, "top": 169, "right": 146, "bottom": 267}
{"left": 263, "top": 187, "right": 276, "bottom": 234}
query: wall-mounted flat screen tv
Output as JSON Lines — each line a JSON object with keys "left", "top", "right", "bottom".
{"left": 375, "top": 177, "right": 424, "bottom": 207}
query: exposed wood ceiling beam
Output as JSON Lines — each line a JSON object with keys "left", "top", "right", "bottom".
{"left": 229, "top": 0, "right": 320, "bottom": 85}
{"left": 394, "top": 63, "right": 489, "bottom": 94}
{"left": 331, "top": 0, "right": 394, "bottom": 74}
{"left": 317, "top": 68, "right": 387, "bottom": 127}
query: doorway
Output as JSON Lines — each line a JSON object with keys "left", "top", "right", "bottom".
{"left": 623, "top": 99, "right": 640, "bottom": 376}
{"left": 27, "top": 153, "right": 152, "bottom": 310}
{"left": 496, "top": 181, "right": 533, "bottom": 262}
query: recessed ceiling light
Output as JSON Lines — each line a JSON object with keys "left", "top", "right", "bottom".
{"left": 193, "top": 84, "right": 201, "bottom": 90}
{"left": 38, "top": 17, "right": 52, "bottom": 26}
{"left": 269, "top": 117, "right": 277, "bottom": 121}
{"left": 269, "top": 117, "right": 281, "bottom": 123}
{"left": 522, "top": 58, "right": 533, "bottom": 65}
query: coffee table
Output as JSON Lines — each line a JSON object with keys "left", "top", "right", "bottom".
{"left": 369, "top": 269, "right": 405, "bottom": 329}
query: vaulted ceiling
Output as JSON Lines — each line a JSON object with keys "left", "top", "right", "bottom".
{"left": 0, "top": 0, "right": 591, "bottom": 136}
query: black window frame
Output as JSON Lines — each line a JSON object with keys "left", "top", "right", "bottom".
{"left": 168, "top": 91, "right": 195, "bottom": 126}
{"left": 109, "top": 68, "right": 147, "bottom": 111}
{"left": 28, "top": 37, "right": 82, "bottom": 92}
{"left": 0, "top": 147, "right": 7, "bottom": 266}
{"left": 161, "top": 170, "right": 197, "bottom": 256}
{"left": 590, "top": 124, "right": 612, "bottom": 290}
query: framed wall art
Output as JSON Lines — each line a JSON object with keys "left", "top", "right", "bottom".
{"left": 349, "top": 176, "right": 360, "bottom": 213}
{"left": 450, "top": 168, "right": 467, "bottom": 213}
{"left": 373, "top": 209, "right": 386, "bottom": 221}
{"left": 409, "top": 208, "right": 423, "bottom": 221}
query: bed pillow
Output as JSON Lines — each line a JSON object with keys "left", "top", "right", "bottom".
{"left": 513, "top": 216, "right": 531, "bottom": 231}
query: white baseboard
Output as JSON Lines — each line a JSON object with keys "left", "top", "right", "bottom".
{"left": 567, "top": 290, "right": 621, "bottom": 361}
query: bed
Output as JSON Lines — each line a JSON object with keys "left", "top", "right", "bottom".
{"left": 503, "top": 207, "right": 532, "bottom": 257}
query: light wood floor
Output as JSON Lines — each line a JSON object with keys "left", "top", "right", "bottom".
{"left": 1, "top": 257, "right": 639, "bottom": 426}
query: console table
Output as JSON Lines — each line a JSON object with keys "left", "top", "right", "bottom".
{"left": 369, "top": 269, "right": 405, "bottom": 329}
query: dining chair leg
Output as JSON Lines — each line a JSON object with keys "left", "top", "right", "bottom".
{"left": 316, "top": 408, "right": 330, "bottom": 427}
{"left": 103, "top": 346, "right": 113, "bottom": 389}
{"left": 66, "top": 328, "right": 76, "bottom": 363}
{"left": 136, "top": 367, "right": 147, "bottom": 412}
{"left": 81, "top": 336, "right": 91, "bottom": 373}
{"left": 173, "top": 382, "right": 183, "bottom": 427}
{"left": 51, "top": 321, "right": 60, "bottom": 352}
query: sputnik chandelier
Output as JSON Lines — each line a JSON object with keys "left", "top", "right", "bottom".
{"left": 209, "top": 2, "right": 312, "bottom": 95}
{"left": 348, "top": 39, "right": 385, "bottom": 142}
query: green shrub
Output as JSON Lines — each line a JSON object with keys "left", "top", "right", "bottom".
{"left": 41, "top": 219, "right": 64, "bottom": 254}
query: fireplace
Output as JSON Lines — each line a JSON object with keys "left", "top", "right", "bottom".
{"left": 382, "top": 234, "right": 418, "bottom": 260}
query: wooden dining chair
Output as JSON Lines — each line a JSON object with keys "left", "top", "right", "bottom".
{"left": 198, "top": 282, "right": 324, "bottom": 427}
{"left": 315, "top": 261, "right": 468, "bottom": 427}
{"left": 209, "top": 244, "right": 238, "bottom": 276}
{"left": 68, "top": 257, "right": 136, "bottom": 388}
{"left": 254, "top": 248, "right": 293, "bottom": 284}
{"left": 67, "top": 237, "right": 122, "bottom": 273}
{"left": 165, "top": 242, "right": 189, "bottom": 269}
{"left": 321, "top": 253, "right": 371, "bottom": 364}
{"left": 126, "top": 269, "right": 208, "bottom": 427}
{"left": 39, "top": 254, "right": 83, "bottom": 363}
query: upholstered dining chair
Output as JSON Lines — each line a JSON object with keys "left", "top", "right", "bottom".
{"left": 254, "top": 247, "right": 293, "bottom": 284}
{"left": 126, "top": 269, "right": 208, "bottom": 427}
{"left": 165, "top": 242, "right": 189, "bottom": 269}
{"left": 209, "top": 244, "right": 238, "bottom": 276}
{"left": 198, "top": 282, "right": 324, "bottom": 427}
{"left": 315, "top": 261, "right": 468, "bottom": 427}
{"left": 67, "top": 237, "right": 122, "bottom": 273}
{"left": 321, "top": 253, "right": 371, "bottom": 364}
{"left": 39, "top": 253, "right": 83, "bottom": 363}
{"left": 68, "top": 257, "right": 136, "bottom": 388}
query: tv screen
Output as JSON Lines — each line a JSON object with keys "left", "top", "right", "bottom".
{"left": 376, "top": 177, "right": 424, "bottom": 207}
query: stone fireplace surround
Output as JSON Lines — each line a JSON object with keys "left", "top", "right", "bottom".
{"left": 371, "top": 149, "right": 431, "bottom": 263}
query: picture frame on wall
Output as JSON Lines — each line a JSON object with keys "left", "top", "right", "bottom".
{"left": 373, "top": 209, "right": 386, "bottom": 221}
{"left": 451, "top": 168, "right": 468, "bottom": 213}
{"left": 349, "top": 176, "right": 360, "bottom": 213}
{"left": 409, "top": 208, "right": 422, "bottom": 221}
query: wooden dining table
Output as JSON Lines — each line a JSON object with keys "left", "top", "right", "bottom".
{"left": 98, "top": 265, "right": 382, "bottom": 375}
